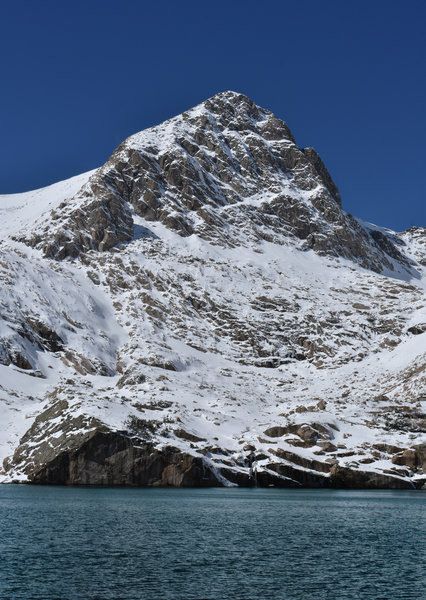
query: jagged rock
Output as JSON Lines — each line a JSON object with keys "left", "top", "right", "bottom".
{"left": 24, "top": 318, "right": 64, "bottom": 352}
{"left": 6, "top": 350, "right": 33, "bottom": 370}
{"left": 369, "top": 229, "right": 407, "bottom": 263}
{"left": 23, "top": 180, "right": 134, "bottom": 259}
{"left": 23, "top": 91, "right": 406, "bottom": 274}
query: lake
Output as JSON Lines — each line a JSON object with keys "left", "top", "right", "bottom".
{"left": 0, "top": 486, "right": 424, "bottom": 599}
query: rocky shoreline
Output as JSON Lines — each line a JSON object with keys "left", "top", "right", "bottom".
{"left": 4, "top": 430, "right": 422, "bottom": 490}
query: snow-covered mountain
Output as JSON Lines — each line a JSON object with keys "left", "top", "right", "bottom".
{"left": 1, "top": 91, "right": 425, "bottom": 488}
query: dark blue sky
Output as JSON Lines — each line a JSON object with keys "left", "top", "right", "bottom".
{"left": 1, "top": 0, "right": 425, "bottom": 230}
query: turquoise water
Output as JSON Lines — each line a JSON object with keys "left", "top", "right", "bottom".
{"left": 0, "top": 486, "right": 425, "bottom": 600}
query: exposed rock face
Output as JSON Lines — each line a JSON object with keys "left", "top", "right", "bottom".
{"left": 26, "top": 180, "right": 134, "bottom": 259}
{"left": 328, "top": 465, "right": 413, "bottom": 489}
{"left": 23, "top": 429, "right": 416, "bottom": 489}
{"left": 392, "top": 444, "right": 426, "bottom": 471}
{"left": 24, "top": 92, "right": 407, "bottom": 274}
{"left": 8, "top": 401, "right": 109, "bottom": 477}
{"left": 29, "top": 431, "right": 220, "bottom": 487}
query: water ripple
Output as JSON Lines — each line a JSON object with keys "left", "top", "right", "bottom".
{"left": 0, "top": 487, "right": 424, "bottom": 600}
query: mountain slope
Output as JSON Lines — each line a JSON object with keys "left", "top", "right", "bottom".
{"left": 1, "top": 92, "right": 425, "bottom": 488}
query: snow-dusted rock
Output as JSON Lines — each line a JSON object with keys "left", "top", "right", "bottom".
{"left": 0, "top": 92, "right": 425, "bottom": 488}
{"left": 25, "top": 92, "right": 409, "bottom": 273}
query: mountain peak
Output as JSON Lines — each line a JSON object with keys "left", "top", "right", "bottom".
{"left": 18, "top": 93, "right": 413, "bottom": 277}
{"left": 206, "top": 89, "right": 249, "bottom": 102}
{"left": 194, "top": 89, "right": 285, "bottom": 134}
{"left": 202, "top": 90, "right": 261, "bottom": 112}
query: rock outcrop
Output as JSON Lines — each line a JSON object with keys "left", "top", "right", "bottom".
{"left": 18, "top": 429, "right": 416, "bottom": 489}
{"left": 29, "top": 431, "right": 220, "bottom": 487}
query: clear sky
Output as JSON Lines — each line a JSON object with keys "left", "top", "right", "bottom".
{"left": 1, "top": 0, "right": 425, "bottom": 231}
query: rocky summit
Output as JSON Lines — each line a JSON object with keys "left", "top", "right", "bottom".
{"left": 0, "top": 91, "right": 425, "bottom": 489}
